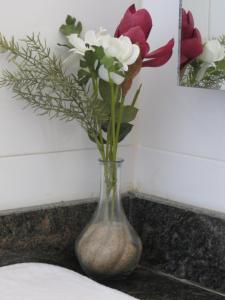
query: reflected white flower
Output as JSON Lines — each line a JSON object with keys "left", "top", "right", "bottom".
{"left": 199, "top": 40, "right": 225, "bottom": 63}
{"left": 196, "top": 62, "right": 215, "bottom": 82}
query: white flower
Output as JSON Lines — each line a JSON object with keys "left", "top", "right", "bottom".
{"left": 66, "top": 28, "right": 140, "bottom": 84}
{"left": 97, "top": 34, "right": 139, "bottom": 83}
{"left": 196, "top": 62, "right": 214, "bottom": 82}
{"left": 63, "top": 51, "right": 81, "bottom": 74}
{"left": 102, "top": 35, "right": 140, "bottom": 72}
{"left": 199, "top": 40, "right": 225, "bottom": 63}
{"left": 64, "top": 28, "right": 108, "bottom": 72}
{"left": 68, "top": 28, "right": 108, "bottom": 55}
{"left": 98, "top": 65, "right": 124, "bottom": 85}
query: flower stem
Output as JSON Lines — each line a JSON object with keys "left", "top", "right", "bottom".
{"left": 109, "top": 75, "right": 116, "bottom": 161}
{"left": 115, "top": 95, "right": 125, "bottom": 154}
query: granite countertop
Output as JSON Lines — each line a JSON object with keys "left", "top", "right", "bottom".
{"left": 1, "top": 195, "right": 225, "bottom": 299}
{"left": 104, "top": 267, "right": 225, "bottom": 300}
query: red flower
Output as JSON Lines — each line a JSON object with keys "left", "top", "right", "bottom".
{"left": 115, "top": 4, "right": 174, "bottom": 68}
{"left": 180, "top": 9, "right": 203, "bottom": 69}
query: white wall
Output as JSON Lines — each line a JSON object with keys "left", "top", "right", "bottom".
{"left": 183, "top": 0, "right": 225, "bottom": 40}
{"left": 135, "top": 0, "right": 225, "bottom": 213}
{"left": 1, "top": 0, "right": 225, "bottom": 214}
{"left": 0, "top": 0, "right": 140, "bottom": 210}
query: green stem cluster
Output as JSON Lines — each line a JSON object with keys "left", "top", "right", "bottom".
{"left": 91, "top": 75, "right": 124, "bottom": 164}
{"left": 90, "top": 74, "right": 125, "bottom": 218}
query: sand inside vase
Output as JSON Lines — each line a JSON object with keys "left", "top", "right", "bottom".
{"left": 76, "top": 222, "right": 141, "bottom": 276}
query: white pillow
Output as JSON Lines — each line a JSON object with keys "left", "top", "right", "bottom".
{"left": 0, "top": 263, "right": 138, "bottom": 300}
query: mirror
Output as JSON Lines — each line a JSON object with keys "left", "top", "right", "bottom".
{"left": 179, "top": 0, "right": 225, "bottom": 90}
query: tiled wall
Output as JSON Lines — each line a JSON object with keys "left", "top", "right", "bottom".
{"left": 183, "top": 0, "right": 225, "bottom": 39}
{"left": 1, "top": 0, "right": 225, "bottom": 214}
{"left": 135, "top": 0, "right": 225, "bottom": 213}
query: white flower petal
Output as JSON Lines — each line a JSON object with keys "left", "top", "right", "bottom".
{"left": 124, "top": 44, "right": 140, "bottom": 66}
{"left": 96, "top": 27, "right": 108, "bottom": 42}
{"left": 66, "top": 30, "right": 137, "bottom": 85}
{"left": 98, "top": 65, "right": 124, "bottom": 85}
{"left": 118, "top": 36, "right": 133, "bottom": 61}
{"left": 199, "top": 40, "right": 225, "bottom": 63}
{"left": 98, "top": 65, "right": 109, "bottom": 82}
{"left": 111, "top": 72, "right": 124, "bottom": 85}
{"left": 123, "top": 64, "right": 129, "bottom": 72}
{"left": 196, "top": 62, "right": 212, "bottom": 82}
{"left": 85, "top": 30, "right": 98, "bottom": 46}
{"left": 99, "top": 34, "right": 111, "bottom": 49}
{"left": 68, "top": 34, "right": 78, "bottom": 46}
{"left": 68, "top": 34, "right": 87, "bottom": 55}
{"left": 105, "top": 37, "right": 123, "bottom": 59}
{"left": 63, "top": 51, "right": 81, "bottom": 74}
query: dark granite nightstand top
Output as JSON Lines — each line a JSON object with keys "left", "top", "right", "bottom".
{"left": 1, "top": 195, "right": 225, "bottom": 299}
{"left": 104, "top": 267, "right": 225, "bottom": 300}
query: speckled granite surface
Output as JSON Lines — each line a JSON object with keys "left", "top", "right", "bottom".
{"left": 128, "top": 194, "right": 225, "bottom": 293}
{"left": 0, "top": 200, "right": 96, "bottom": 268}
{"left": 0, "top": 193, "right": 225, "bottom": 299}
{"left": 105, "top": 267, "right": 225, "bottom": 300}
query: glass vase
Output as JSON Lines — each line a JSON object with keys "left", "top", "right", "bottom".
{"left": 75, "top": 159, "right": 142, "bottom": 280}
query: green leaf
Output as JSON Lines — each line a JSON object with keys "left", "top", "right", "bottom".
{"left": 92, "top": 99, "right": 110, "bottom": 123}
{"left": 79, "top": 77, "right": 90, "bottom": 85}
{"left": 60, "top": 24, "right": 77, "bottom": 36}
{"left": 101, "top": 122, "right": 108, "bottom": 132}
{"left": 59, "top": 15, "right": 82, "bottom": 36}
{"left": 94, "top": 46, "right": 105, "bottom": 60}
{"left": 131, "top": 84, "right": 142, "bottom": 107}
{"left": 217, "top": 60, "right": 225, "bottom": 73}
{"left": 88, "top": 131, "right": 96, "bottom": 143}
{"left": 99, "top": 79, "right": 121, "bottom": 103}
{"left": 101, "top": 121, "right": 133, "bottom": 141}
{"left": 76, "top": 22, "right": 82, "bottom": 35}
{"left": 118, "top": 123, "right": 133, "bottom": 142}
{"left": 78, "top": 69, "right": 89, "bottom": 77}
{"left": 101, "top": 56, "right": 115, "bottom": 71}
{"left": 88, "top": 130, "right": 107, "bottom": 144}
{"left": 84, "top": 50, "right": 96, "bottom": 69}
{"left": 78, "top": 69, "right": 90, "bottom": 85}
{"left": 99, "top": 79, "right": 111, "bottom": 102}
{"left": 66, "top": 15, "right": 76, "bottom": 25}
{"left": 116, "top": 105, "right": 138, "bottom": 123}
{"left": 80, "top": 60, "right": 88, "bottom": 68}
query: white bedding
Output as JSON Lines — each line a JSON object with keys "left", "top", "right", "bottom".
{"left": 0, "top": 263, "right": 138, "bottom": 300}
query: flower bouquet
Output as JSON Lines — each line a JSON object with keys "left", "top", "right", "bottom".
{"left": 180, "top": 9, "right": 225, "bottom": 89}
{"left": 0, "top": 4, "right": 174, "bottom": 279}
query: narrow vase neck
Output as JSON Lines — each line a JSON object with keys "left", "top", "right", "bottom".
{"left": 96, "top": 159, "right": 125, "bottom": 222}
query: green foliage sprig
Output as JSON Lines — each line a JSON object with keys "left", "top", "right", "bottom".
{"left": 0, "top": 33, "right": 110, "bottom": 152}
{"left": 59, "top": 15, "right": 82, "bottom": 36}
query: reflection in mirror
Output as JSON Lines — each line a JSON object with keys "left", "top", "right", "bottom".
{"left": 179, "top": 0, "right": 225, "bottom": 90}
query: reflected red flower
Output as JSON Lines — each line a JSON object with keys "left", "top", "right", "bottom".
{"left": 180, "top": 9, "right": 203, "bottom": 69}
